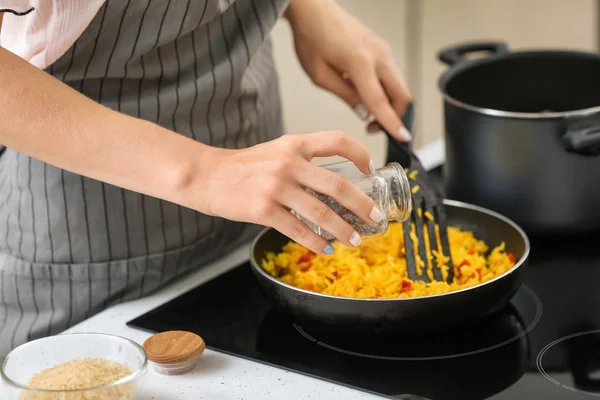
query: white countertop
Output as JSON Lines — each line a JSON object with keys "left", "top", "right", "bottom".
{"left": 15, "top": 244, "right": 388, "bottom": 400}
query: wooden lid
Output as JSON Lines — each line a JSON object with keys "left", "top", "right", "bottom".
{"left": 143, "top": 330, "right": 205, "bottom": 365}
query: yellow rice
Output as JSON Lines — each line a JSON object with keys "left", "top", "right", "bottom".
{"left": 261, "top": 223, "right": 516, "bottom": 299}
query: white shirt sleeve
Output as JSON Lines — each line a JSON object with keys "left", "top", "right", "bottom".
{"left": 0, "top": 0, "right": 34, "bottom": 16}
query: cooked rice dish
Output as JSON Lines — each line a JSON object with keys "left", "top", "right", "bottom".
{"left": 261, "top": 223, "right": 516, "bottom": 299}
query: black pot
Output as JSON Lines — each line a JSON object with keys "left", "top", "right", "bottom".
{"left": 437, "top": 41, "right": 600, "bottom": 234}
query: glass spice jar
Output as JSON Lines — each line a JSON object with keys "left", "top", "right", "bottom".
{"left": 293, "top": 161, "right": 412, "bottom": 243}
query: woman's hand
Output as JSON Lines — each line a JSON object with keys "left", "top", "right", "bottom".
{"left": 285, "top": 0, "right": 412, "bottom": 142}
{"left": 202, "top": 131, "right": 384, "bottom": 255}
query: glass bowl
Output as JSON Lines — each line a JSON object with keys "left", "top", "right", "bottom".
{"left": 1, "top": 333, "right": 147, "bottom": 399}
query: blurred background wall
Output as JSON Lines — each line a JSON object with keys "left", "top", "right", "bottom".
{"left": 270, "top": 0, "right": 598, "bottom": 168}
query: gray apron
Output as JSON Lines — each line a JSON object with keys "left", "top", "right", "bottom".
{"left": 0, "top": 0, "right": 289, "bottom": 357}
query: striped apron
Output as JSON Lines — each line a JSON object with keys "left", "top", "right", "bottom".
{"left": 0, "top": 0, "right": 289, "bottom": 357}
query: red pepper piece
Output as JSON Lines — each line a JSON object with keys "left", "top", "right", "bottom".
{"left": 400, "top": 280, "right": 412, "bottom": 293}
{"left": 299, "top": 252, "right": 315, "bottom": 263}
{"left": 298, "top": 252, "right": 315, "bottom": 271}
{"left": 508, "top": 253, "right": 515, "bottom": 263}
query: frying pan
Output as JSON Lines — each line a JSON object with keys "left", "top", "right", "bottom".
{"left": 250, "top": 200, "right": 530, "bottom": 335}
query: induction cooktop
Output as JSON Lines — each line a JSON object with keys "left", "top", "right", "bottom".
{"left": 127, "top": 169, "right": 600, "bottom": 400}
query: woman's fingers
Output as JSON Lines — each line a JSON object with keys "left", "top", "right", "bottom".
{"left": 295, "top": 163, "right": 380, "bottom": 226}
{"left": 267, "top": 206, "right": 335, "bottom": 255}
{"left": 346, "top": 60, "right": 411, "bottom": 142}
{"left": 310, "top": 63, "right": 369, "bottom": 120}
{"left": 280, "top": 188, "right": 363, "bottom": 248}
{"left": 296, "top": 131, "right": 373, "bottom": 175}
{"left": 378, "top": 61, "right": 412, "bottom": 122}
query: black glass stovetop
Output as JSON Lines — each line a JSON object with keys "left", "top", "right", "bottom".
{"left": 127, "top": 169, "right": 600, "bottom": 400}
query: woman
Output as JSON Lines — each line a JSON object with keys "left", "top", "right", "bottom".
{"left": 0, "top": 0, "right": 412, "bottom": 356}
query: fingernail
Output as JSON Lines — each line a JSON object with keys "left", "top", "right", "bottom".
{"left": 354, "top": 103, "right": 369, "bottom": 120}
{"left": 370, "top": 207, "right": 384, "bottom": 223}
{"left": 398, "top": 126, "right": 412, "bottom": 141}
{"left": 368, "top": 159, "right": 376, "bottom": 174}
{"left": 323, "top": 243, "right": 335, "bottom": 255}
{"left": 349, "top": 232, "right": 362, "bottom": 247}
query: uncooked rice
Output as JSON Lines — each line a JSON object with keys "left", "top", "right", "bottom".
{"left": 19, "top": 357, "right": 134, "bottom": 400}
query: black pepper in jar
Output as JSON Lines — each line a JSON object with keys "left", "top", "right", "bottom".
{"left": 292, "top": 161, "right": 411, "bottom": 244}
{"left": 306, "top": 189, "right": 387, "bottom": 243}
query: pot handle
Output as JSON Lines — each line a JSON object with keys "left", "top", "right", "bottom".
{"left": 563, "top": 115, "right": 600, "bottom": 156}
{"left": 438, "top": 42, "right": 510, "bottom": 67}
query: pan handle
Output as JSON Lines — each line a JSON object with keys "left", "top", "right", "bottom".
{"left": 563, "top": 114, "right": 600, "bottom": 156}
{"left": 438, "top": 42, "right": 510, "bottom": 67}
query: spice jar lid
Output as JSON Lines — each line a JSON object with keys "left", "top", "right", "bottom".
{"left": 143, "top": 331, "right": 205, "bottom": 369}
